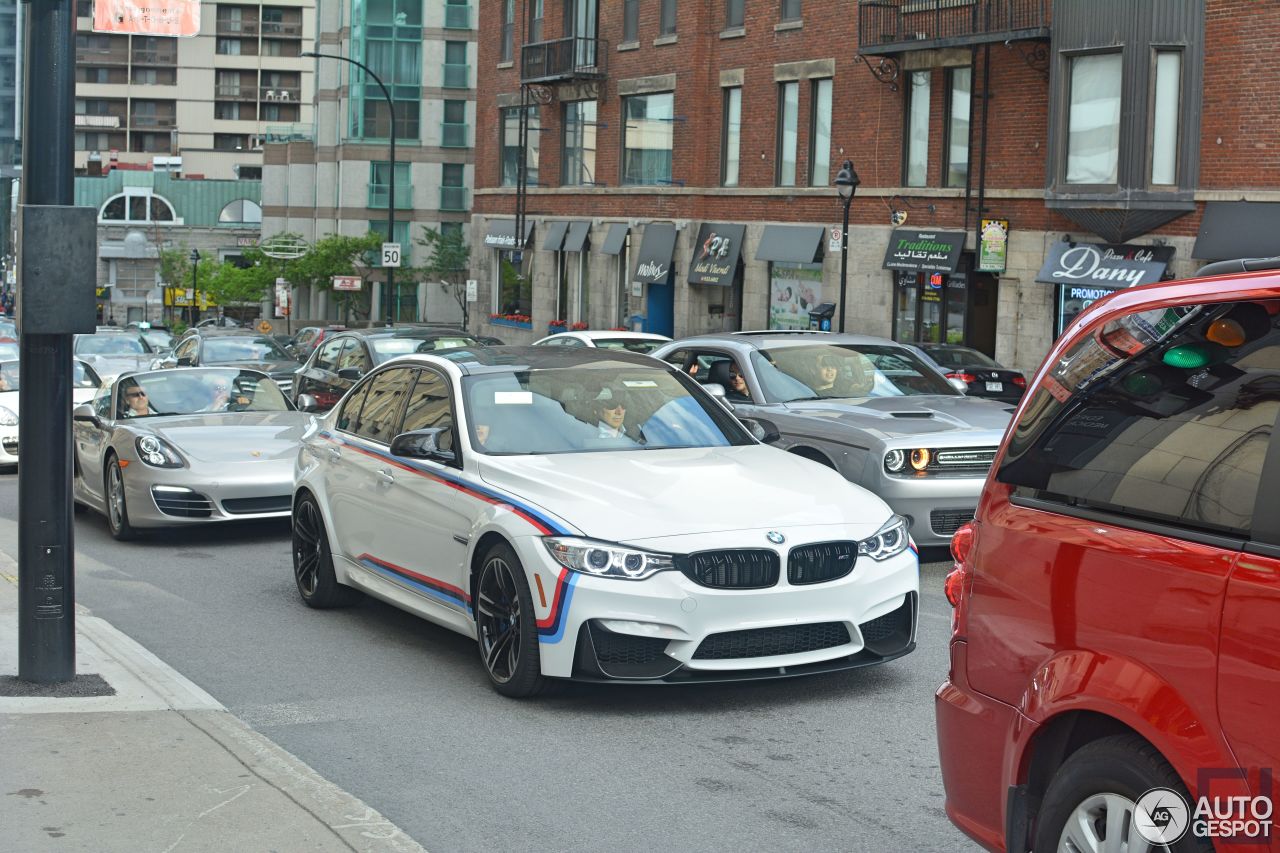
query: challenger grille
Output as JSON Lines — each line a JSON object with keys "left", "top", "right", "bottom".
{"left": 932, "top": 447, "right": 997, "bottom": 470}
{"left": 787, "top": 541, "right": 857, "bottom": 585}
{"left": 930, "top": 508, "right": 975, "bottom": 536}
{"left": 677, "top": 549, "right": 779, "bottom": 589}
{"left": 693, "top": 622, "right": 851, "bottom": 660}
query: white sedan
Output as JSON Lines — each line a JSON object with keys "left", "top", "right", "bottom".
{"left": 292, "top": 347, "right": 919, "bottom": 697}
{"left": 0, "top": 360, "right": 102, "bottom": 466}
{"left": 531, "top": 329, "right": 672, "bottom": 354}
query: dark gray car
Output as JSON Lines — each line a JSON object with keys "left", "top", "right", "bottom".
{"left": 158, "top": 329, "right": 303, "bottom": 397}
{"left": 651, "top": 331, "right": 1015, "bottom": 546}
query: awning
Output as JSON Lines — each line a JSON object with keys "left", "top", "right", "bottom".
{"left": 633, "top": 222, "right": 677, "bottom": 283}
{"left": 688, "top": 223, "right": 746, "bottom": 286}
{"left": 599, "top": 222, "right": 629, "bottom": 255}
{"left": 755, "top": 225, "right": 825, "bottom": 264}
{"left": 541, "top": 220, "right": 569, "bottom": 251}
{"left": 882, "top": 229, "right": 966, "bottom": 273}
{"left": 1035, "top": 241, "right": 1173, "bottom": 288}
{"left": 482, "top": 219, "right": 535, "bottom": 249}
{"left": 564, "top": 221, "right": 591, "bottom": 253}
{"left": 1192, "top": 202, "right": 1280, "bottom": 261}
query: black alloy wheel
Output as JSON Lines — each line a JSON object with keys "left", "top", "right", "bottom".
{"left": 292, "top": 494, "right": 361, "bottom": 608}
{"left": 105, "top": 455, "right": 137, "bottom": 541}
{"left": 475, "top": 542, "right": 545, "bottom": 698}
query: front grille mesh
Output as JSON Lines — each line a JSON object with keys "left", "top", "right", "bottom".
{"left": 859, "top": 611, "right": 902, "bottom": 644}
{"left": 931, "top": 447, "right": 997, "bottom": 470}
{"left": 787, "top": 541, "right": 857, "bottom": 585}
{"left": 930, "top": 508, "right": 974, "bottom": 536}
{"left": 152, "top": 488, "right": 214, "bottom": 518}
{"left": 591, "top": 630, "right": 669, "bottom": 666}
{"left": 693, "top": 622, "right": 851, "bottom": 660}
{"left": 678, "top": 549, "right": 779, "bottom": 589}
{"left": 222, "top": 495, "right": 291, "bottom": 515}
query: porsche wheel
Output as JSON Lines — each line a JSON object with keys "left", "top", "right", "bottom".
{"left": 292, "top": 494, "right": 361, "bottom": 608}
{"left": 475, "top": 542, "right": 546, "bottom": 698}
{"left": 105, "top": 455, "right": 137, "bottom": 541}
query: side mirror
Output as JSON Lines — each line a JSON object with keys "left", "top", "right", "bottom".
{"left": 741, "top": 417, "right": 781, "bottom": 444}
{"left": 72, "top": 403, "right": 99, "bottom": 425}
{"left": 703, "top": 382, "right": 735, "bottom": 412}
{"left": 947, "top": 377, "right": 969, "bottom": 394}
{"left": 295, "top": 393, "right": 320, "bottom": 413}
{"left": 337, "top": 367, "right": 362, "bottom": 381}
{"left": 390, "top": 427, "right": 457, "bottom": 465}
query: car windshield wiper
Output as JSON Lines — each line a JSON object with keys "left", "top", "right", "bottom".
{"left": 784, "top": 395, "right": 826, "bottom": 403}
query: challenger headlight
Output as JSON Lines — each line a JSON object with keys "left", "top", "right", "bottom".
{"left": 543, "top": 537, "right": 675, "bottom": 581}
{"left": 883, "top": 449, "right": 905, "bottom": 473}
{"left": 135, "top": 435, "right": 184, "bottom": 468}
{"left": 0, "top": 405, "right": 16, "bottom": 426}
{"left": 858, "top": 515, "right": 910, "bottom": 561}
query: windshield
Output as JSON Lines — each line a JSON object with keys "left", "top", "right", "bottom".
{"left": 592, "top": 338, "right": 665, "bottom": 354}
{"left": 115, "top": 368, "right": 291, "bottom": 418}
{"left": 0, "top": 360, "right": 102, "bottom": 391}
{"left": 75, "top": 335, "right": 149, "bottom": 356}
{"left": 201, "top": 336, "right": 292, "bottom": 363}
{"left": 0, "top": 342, "right": 16, "bottom": 362}
{"left": 370, "top": 335, "right": 478, "bottom": 363}
{"left": 141, "top": 330, "right": 174, "bottom": 350}
{"left": 463, "top": 366, "right": 748, "bottom": 454}
{"left": 923, "top": 346, "right": 999, "bottom": 369}
{"left": 752, "top": 344, "right": 959, "bottom": 402}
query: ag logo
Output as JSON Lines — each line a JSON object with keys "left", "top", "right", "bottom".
{"left": 766, "top": 531, "right": 785, "bottom": 544}
{"left": 1134, "top": 787, "right": 1190, "bottom": 845}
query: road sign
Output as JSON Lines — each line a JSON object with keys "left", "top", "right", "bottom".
{"left": 257, "top": 319, "right": 273, "bottom": 333}
{"left": 829, "top": 225, "right": 843, "bottom": 253}
{"left": 381, "top": 243, "right": 402, "bottom": 268}
{"left": 465, "top": 279, "right": 478, "bottom": 302}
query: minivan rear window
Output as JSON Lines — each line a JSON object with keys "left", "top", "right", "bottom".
{"left": 998, "top": 300, "right": 1280, "bottom": 538}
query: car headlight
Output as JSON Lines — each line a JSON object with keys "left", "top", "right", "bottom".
{"left": 543, "top": 536, "right": 675, "bottom": 581}
{"left": 884, "top": 448, "right": 934, "bottom": 474}
{"left": 858, "top": 515, "right": 910, "bottom": 561}
{"left": 135, "top": 435, "right": 184, "bottom": 468}
{"left": 0, "top": 406, "right": 16, "bottom": 426}
{"left": 884, "top": 449, "right": 905, "bottom": 473}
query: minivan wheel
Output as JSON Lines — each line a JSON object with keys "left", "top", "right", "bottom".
{"left": 1034, "top": 734, "right": 1212, "bottom": 853}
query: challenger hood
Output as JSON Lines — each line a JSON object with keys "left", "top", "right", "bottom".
{"left": 141, "top": 412, "right": 312, "bottom": 463}
{"left": 782, "top": 394, "right": 1013, "bottom": 440}
{"left": 477, "top": 444, "right": 893, "bottom": 541}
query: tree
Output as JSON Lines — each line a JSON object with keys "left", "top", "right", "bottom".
{"left": 157, "top": 245, "right": 221, "bottom": 324}
{"left": 287, "top": 232, "right": 383, "bottom": 324}
{"left": 413, "top": 226, "right": 471, "bottom": 328}
{"left": 203, "top": 250, "right": 276, "bottom": 311}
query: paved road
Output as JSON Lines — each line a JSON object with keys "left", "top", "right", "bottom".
{"left": 0, "top": 473, "right": 978, "bottom": 853}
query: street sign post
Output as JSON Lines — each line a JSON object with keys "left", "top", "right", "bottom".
{"left": 465, "top": 279, "right": 478, "bottom": 302}
{"left": 381, "top": 242, "right": 401, "bottom": 268}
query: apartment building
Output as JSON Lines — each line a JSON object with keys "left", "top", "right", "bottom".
{"left": 261, "top": 0, "right": 476, "bottom": 324}
{"left": 73, "top": 0, "right": 316, "bottom": 179}
{"left": 470, "top": 0, "right": 1280, "bottom": 373}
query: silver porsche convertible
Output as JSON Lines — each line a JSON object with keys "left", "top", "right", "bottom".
{"left": 72, "top": 367, "right": 312, "bottom": 539}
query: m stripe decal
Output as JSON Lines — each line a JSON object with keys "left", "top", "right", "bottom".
{"left": 358, "top": 554, "right": 472, "bottom": 612}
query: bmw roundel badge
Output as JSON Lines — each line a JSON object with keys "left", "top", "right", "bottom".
{"left": 766, "top": 531, "right": 785, "bottom": 544}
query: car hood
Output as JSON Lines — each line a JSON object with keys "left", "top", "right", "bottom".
{"left": 476, "top": 444, "right": 893, "bottom": 541}
{"left": 780, "top": 394, "right": 1013, "bottom": 440}
{"left": 211, "top": 359, "right": 302, "bottom": 375}
{"left": 139, "top": 413, "right": 312, "bottom": 462}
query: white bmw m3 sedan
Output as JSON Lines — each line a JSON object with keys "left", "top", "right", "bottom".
{"left": 292, "top": 346, "right": 919, "bottom": 697}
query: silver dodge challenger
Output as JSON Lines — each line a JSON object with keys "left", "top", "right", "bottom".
{"left": 72, "top": 367, "right": 312, "bottom": 539}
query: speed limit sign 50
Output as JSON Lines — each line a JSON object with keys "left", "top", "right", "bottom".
{"left": 381, "top": 242, "right": 402, "bottom": 268}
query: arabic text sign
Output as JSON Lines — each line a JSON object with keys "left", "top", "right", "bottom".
{"left": 882, "top": 229, "right": 966, "bottom": 273}
{"left": 94, "top": 0, "right": 201, "bottom": 36}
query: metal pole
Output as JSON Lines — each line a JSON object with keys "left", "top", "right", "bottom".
{"left": 18, "top": 0, "right": 76, "bottom": 682}
{"left": 190, "top": 257, "right": 198, "bottom": 325}
{"left": 839, "top": 197, "right": 850, "bottom": 333}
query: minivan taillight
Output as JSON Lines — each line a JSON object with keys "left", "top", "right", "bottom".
{"left": 944, "top": 566, "right": 967, "bottom": 608}
{"left": 945, "top": 522, "right": 977, "bottom": 636}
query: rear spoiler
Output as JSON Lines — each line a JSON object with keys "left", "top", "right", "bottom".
{"left": 1194, "top": 256, "right": 1280, "bottom": 277}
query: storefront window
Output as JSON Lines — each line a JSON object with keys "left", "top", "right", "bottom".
{"left": 769, "top": 263, "right": 822, "bottom": 330}
{"left": 895, "top": 271, "right": 967, "bottom": 344}
{"left": 1056, "top": 283, "right": 1122, "bottom": 338}
{"left": 494, "top": 250, "right": 532, "bottom": 315}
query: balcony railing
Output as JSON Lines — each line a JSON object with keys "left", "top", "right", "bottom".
{"left": 260, "top": 21, "right": 303, "bottom": 37}
{"left": 368, "top": 183, "right": 414, "bottom": 209}
{"left": 130, "top": 115, "right": 177, "bottom": 128}
{"left": 262, "top": 123, "right": 313, "bottom": 143}
{"left": 444, "top": 3, "right": 471, "bottom": 29}
{"left": 857, "top": 0, "right": 1049, "bottom": 54}
{"left": 216, "top": 19, "right": 259, "bottom": 35}
{"left": 520, "top": 36, "right": 607, "bottom": 84}
{"left": 215, "top": 84, "right": 256, "bottom": 100}
{"left": 260, "top": 86, "right": 301, "bottom": 101}
{"left": 132, "top": 48, "right": 178, "bottom": 65}
{"left": 442, "top": 63, "right": 470, "bottom": 89}
{"left": 74, "top": 114, "right": 122, "bottom": 128}
{"left": 441, "top": 121, "right": 469, "bottom": 148}
{"left": 76, "top": 47, "right": 130, "bottom": 65}
{"left": 439, "top": 186, "right": 469, "bottom": 211}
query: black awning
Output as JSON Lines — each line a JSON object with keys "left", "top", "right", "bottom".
{"left": 1193, "top": 202, "right": 1280, "bottom": 261}
{"left": 882, "top": 229, "right": 966, "bottom": 273}
{"left": 1035, "top": 241, "right": 1174, "bottom": 287}
{"left": 599, "top": 222, "right": 629, "bottom": 255}
{"left": 688, "top": 223, "right": 746, "bottom": 286}
{"left": 483, "top": 219, "right": 535, "bottom": 249}
{"left": 633, "top": 222, "right": 677, "bottom": 283}
{"left": 541, "top": 220, "right": 569, "bottom": 251}
{"left": 755, "top": 225, "right": 825, "bottom": 264}
{"left": 564, "top": 221, "right": 591, "bottom": 253}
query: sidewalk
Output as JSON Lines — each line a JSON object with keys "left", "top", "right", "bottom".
{"left": 0, "top": 558, "right": 427, "bottom": 853}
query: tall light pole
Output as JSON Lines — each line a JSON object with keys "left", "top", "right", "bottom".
{"left": 303, "top": 50, "right": 395, "bottom": 327}
{"left": 834, "top": 160, "right": 860, "bottom": 333}
{"left": 189, "top": 248, "right": 200, "bottom": 326}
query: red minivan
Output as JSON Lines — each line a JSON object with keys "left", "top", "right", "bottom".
{"left": 937, "top": 265, "right": 1280, "bottom": 853}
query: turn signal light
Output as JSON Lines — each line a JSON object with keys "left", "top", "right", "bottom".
{"left": 1206, "top": 318, "right": 1247, "bottom": 347}
{"left": 909, "top": 448, "right": 931, "bottom": 471}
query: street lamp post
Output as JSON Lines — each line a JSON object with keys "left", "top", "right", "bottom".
{"left": 303, "top": 50, "right": 395, "bottom": 327}
{"left": 834, "top": 160, "right": 860, "bottom": 333}
{"left": 188, "top": 248, "right": 200, "bottom": 326}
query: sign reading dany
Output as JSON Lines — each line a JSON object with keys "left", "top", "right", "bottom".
{"left": 1036, "top": 241, "right": 1174, "bottom": 288}
{"left": 688, "top": 223, "right": 746, "bottom": 286}
{"left": 94, "top": 0, "right": 201, "bottom": 36}
{"left": 882, "top": 230, "right": 966, "bottom": 273}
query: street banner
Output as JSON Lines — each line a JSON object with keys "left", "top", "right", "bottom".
{"left": 93, "top": 0, "right": 202, "bottom": 36}
{"left": 274, "top": 278, "right": 290, "bottom": 319}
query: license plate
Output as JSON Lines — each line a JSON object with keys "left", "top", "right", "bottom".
{"left": 985, "top": 381, "right": 1003, "bottom": 392}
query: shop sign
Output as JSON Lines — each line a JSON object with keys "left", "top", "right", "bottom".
{"left": 978, "top": 218, "right": 1009, "bottom": 273}
{"left": 883, "top": 230, "right": 966, "bottom": 273}
{"left": 688, "top": 223, "right": 746, "bottom": 286}
{"left": 332, "top": 275, "right": 363, "bottom": 292}
{"left": 1037, "top": 241, "right": 1174, "bottom": 288}
{"left": 769, "top": 263, "right": 822, "bottom": 330}
{"left": 164, "top": 287, "right": 216, "bottom": 308}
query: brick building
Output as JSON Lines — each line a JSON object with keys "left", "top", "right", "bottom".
{"left": 470, "top": 0, "right": 1280, "bottom": 371}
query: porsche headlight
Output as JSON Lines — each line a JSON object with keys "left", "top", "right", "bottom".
{"left": 858, "top": 515, "right": 910, "bottom": 561}
{"left": 0, "top": 405, "right": 16, "bottom": 426}
{"left": 135, "top": 435, "right": 184, "bottom": 468}
{"left": 543, "top": 537, "right": 675, "bottom": 581}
